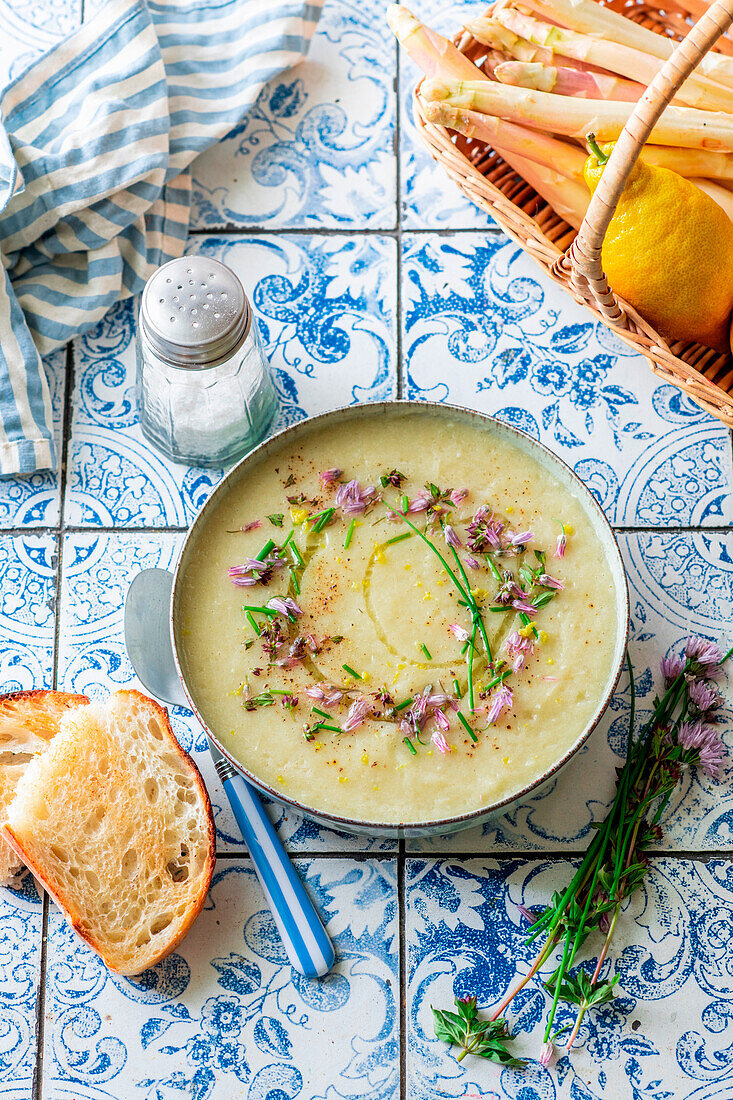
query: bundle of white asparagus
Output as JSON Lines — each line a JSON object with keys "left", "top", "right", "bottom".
{"left": 388, "top": 0, "right": 733, "bottom": 230}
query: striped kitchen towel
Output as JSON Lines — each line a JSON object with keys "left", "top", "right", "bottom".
{"left": 0, "top": 0, "right": 322, "bottom": 476}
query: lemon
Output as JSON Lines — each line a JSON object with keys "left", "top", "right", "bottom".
{"left": 584, "top": 137, "right": 733, "bottom": 353}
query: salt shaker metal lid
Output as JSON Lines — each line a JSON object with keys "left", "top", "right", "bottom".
{"left": 140, "top": 256, "right": 251, "bottom": 368}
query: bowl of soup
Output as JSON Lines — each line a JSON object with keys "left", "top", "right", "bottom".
{"left": 171, "top": 402, "right": 629, "bottom": 837}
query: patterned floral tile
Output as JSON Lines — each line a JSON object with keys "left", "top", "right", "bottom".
{"left": 399, "top": 0, "right": 496, "bottom": 230}
{"left": 0, "top": 533, "right": 56, "bottom": 693}
{"left": 405, "top": 855, "right": 733, "bottom": 1099}
{"left": 401, "top": 233, "right": 733, "bottom": 527}
{"left": 0, "top": 0, "right": 80, "bottom": 86}
{"left": 67, "top": 233, "right": 397, "bottom": 527}
{"left": 406, "top": 530, "right": 733, "bottom": 855}
{"left": 190, "top": 0, "right": 396, "bottom": 230}
{"left": 0, "top": 874, "right": 43, "bottom": 1099}
{"left": 57, "top": 530, "right": 396, "bottom": 853}
{"left": 0, "top": 349, "right": 65, "bottom": 530}
{"left": 44, "top": 856, "right": 398, "bottom": 1100}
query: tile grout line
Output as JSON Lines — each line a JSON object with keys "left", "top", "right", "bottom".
{"left": 394, "top": 37, "right": 403, "bottom": 403}
{"left": 187, "top": 225, "right": 507, "bottom": 238}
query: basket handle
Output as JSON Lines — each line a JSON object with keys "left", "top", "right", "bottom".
{"left": 560, "top": 0, "right": 733, "bottom": 324}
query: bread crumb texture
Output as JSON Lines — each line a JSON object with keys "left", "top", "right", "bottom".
{"left": 3, "top": 690, "right": 215, "bottom": 975}
{"left": 0, "top": 690, "right": 89, "bottom": 885}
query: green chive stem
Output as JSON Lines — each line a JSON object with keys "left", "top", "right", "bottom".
{"left": 245, "top": 611, "right": 261, "bottom": 635}
{"left": 385, "top": 532, "right": 412, "bottom": 546}
{"left": 290, "top": 568, "right": 300, "bottom": 594}
{"left": 394, "top": 697, "right": 413, "bottom": 711}
{"left": 255, "top": 539, "right": 276, "bottom": 561}
{"left": 457, "top": 711, "right": 477, "bottom": 741}
{"left": 403, "top": 736, "right": 417, "bottom": 755}
{"left": 290, "top": 543, "right": 304, "bottom": 567}
{"left": 453, "top": 678, "right": 462, "bottom": 699}
{"left": 282, "top": 530, "right": 294, "bottom": 550}
{"left": 242, "top": 605, "right": 277, "bottom": 617}
{"left": 311, "top": 706, "right": 331, "bottom": 720}
{"left": 401, "top": 494, "right": 409, "bottom": 514}
{"left": 342, "top": 663, "right": 362, "bottom": 680}
{"left": 419, "top": 643, "right": 432, "bottom": 661}
{"left": 344, "top": 518, "right": 356, "bottom": 549}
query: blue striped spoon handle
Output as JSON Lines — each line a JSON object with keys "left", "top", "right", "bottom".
{"left": 211, "top": 744, "right": 335, "bottom": 979}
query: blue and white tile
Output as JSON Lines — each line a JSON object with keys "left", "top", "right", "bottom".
{"left": 0, "top": 349, "right": 66, "bottom": 530}
{"left": 0, "top": 874, "right": 43, "bottom": 1098}
{"left": 44, "top": 857, "right": 398, "bottom": 1100}
{"left": 0, "top": 533, "right": 56, "bottom": 693}
{"left": 407, "top": 530, "right": 733, "bottom": 855}
{"left": 57, "top": 530, "right": 396, "bottom": 853}
{"left": 191, "top": 0, "right": 396, "bottom": 230}
{"left": 0, "top": 0, "right": 80, "bottom": 86}
{"left": 67, "top": 233, "right": 397, "bottom": 527}
{"left": 399, "top": 0, "right": 497, "bottom": 230}
{"left": 402, "top": 233, "right": 733, "bottom": 527}
{"left": 406, "top": 855, "right": 733, "bottom": 1099}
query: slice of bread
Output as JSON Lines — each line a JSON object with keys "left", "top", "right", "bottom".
{"left": 0, "top": 690, "right": 89, "bottom": 884}
{"left": 3, "top": 689, "right": 215, "bottom": 975}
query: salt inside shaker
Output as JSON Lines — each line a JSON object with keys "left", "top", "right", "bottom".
{"left": 136, "top": 256, "right": 278, "bottom": 467}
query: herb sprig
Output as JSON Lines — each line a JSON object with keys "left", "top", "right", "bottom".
{"left": 432, "top": 996, "right": 522, "bottom": 1066}
{"left": 434, "top": 637, "right": 731, "bottom": 1065}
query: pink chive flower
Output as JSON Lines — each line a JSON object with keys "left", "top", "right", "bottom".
{"left": 341, "top": 698, "right": 374, "bottom": 732}
{"left": 228, "top": 555, "right": 285, "bottom": 587}
{"left": 450, "top": 488, "right": 469, "bottom": 506}
{"left": 335, "top": 479, "right": 378, "bottom": 516}
{"left": 240, "top": 520, "right": 262, "bottom": 533}
{"left": 539, "top": 573, "right": 564, "bottom": 590}
{"left": 513, "top": 653, "right": 526, "bottom": 674}
{"left": 539, "top": 1041, "right": 554, "bottom": 1068}
{"left": 685, "top": 636, "right": 724, "bottom": 675}
{"left": 319, "top": 468, "right": 342, "bottom": 485}
{"left": 512, "top": 598, "right": 537, "bottom": 615}
{"left": 688, "top": 679, "right": 722, "bottom": 716}
{"left": 507, "top": 530, "right": 533, "bottom": 549}
{"left": 660, "top": 654, "right": 684, "bottom": 686}
{"left": 449, "top": 623, "right": 471, "bottom": 642}
{"left": 432, "top": 729, "right": 451, "bottom": 754}
{"left": 466, "top": 556, "right": 481, "bottom": 570}
{"left": 407, "top": 490, "right": 433, "bottom": 514}
{"left": 486, "top": 685, "right": 513, "bottom": 724}
{"left": 466, "top": 506, "right": 504, "bottom": 553}
{"left": 677, "top": 721, "right": 726, "bottom": 778}
{"left": 516, "top": 902, "right": 538, "bottom": 924}
{"left": 555, "top": 526, "right": 567, "bottom": 559}
{"left": 443, "top": 524, "right": 463, "bottom": 549}
{"left": 434, "top": 708, "right": 451, "bottom": 732}
{"left": 505, "top": 631, "right": 534, "bottom": 661}
{"left": 267, "top": 596, "right": 302, "bottom": 618}
{"left": 304, "top": 685, "right": 343, "bottom": 707}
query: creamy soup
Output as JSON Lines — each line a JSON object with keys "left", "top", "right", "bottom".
{"left": 177, "top": 409, "right": 622, "bottom": 824}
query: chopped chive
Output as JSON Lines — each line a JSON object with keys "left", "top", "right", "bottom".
{"left": 312, "top": 507, "right": 335, "bottom": 534}
{"left": 484, "top": 670, "right": 512, "bottom": 691}
{"left": 453, "top": 678, "right": 462, "bottom": 699}
{"left": 461, "top": 640, "right": 469, "bottom": 655}
{"left": 401, "top": 494, "right": 409, "bottom": 514}
{"left": 489, "top": 605, "right": 508, "bottom": 613}
{"left": 268, "top": 689, "right": 292, "bottom": 696}
{"left": 311, "top": 706, "right": 331, "bottom": 720}
{"left": 315, "top": 722, "right": 342, "bottom": 734}
{"left": 290, "top": 568, "right": 301, "bottom": 594}
{"left": 290, "top": 543, "right": 304, "bottom": 567}
{"left": 419, "top": 643, "right": 432, "bottom": 661}
{"left": 467, "top": 622, "right": 477, "bottom": 713}
{"left": 255, "top": 539, "right": 276, "bottom": 562}
{"left": 342, "top": 663, "right": 363, "bottom": 680}
{"left": 282, "top": 529, "right": 294, "bottom": 549}
{"left": 242, "top": 605, "right": 277, "bottom": 617}
{"left": 486, "top": 556, "right": 503, "bottom": 582}
{"left": 394, "top": 697, "right": 413, "bottom": 711}
{"left": 385, "top": 531, "right": 413, "bottom": 546}
{"left": 457, "top": 711, "right": 478, "bottom": 742}
{"left": 245, "top": 611, "right": 261, "bottom": 635}
{"left": 403, "top": 736, "right": 417, "bottom": 755}
{"left": 344, "top": 518, "right": 356, "bottom": 549}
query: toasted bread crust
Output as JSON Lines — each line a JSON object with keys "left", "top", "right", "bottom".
{"left": 3, "top": 689, "right": 215, "bottom": 974}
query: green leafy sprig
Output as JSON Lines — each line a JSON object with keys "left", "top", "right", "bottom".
{"left": 432, "top": 996, "right": 522, "bottom": 1066}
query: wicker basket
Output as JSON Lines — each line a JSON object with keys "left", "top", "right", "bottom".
{"left": 413, "top": 0, "right": 733, "bottom": 425}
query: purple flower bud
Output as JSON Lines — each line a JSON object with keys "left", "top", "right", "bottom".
{"left": 685, "top": 636, "right": 725, "bottom": 678}
{"left": 444, "top": 524, "right": 463, "bottom": 549}
{"left": 319, "top": 468, "right": 342, "bottom": 485}
{"left": 516, "top": 902, "right": 538, "bottom": 924}
{"left": 267, "top": 596, "right": 302, "bottom": 618}
{"left": 304, "top": 685, "right": 342, "bottom": 707}
{"left": 465, "top": 556, "right": 481, "bottom": 570}
{"left": 555, "top": 531, "right": 567, "bottom": 559}
{"left": 539, "top": 1040, "right": 554, "bottom": 1067}
{"left": 450, "top": 488, "right": 469, "bottom": 506}
{"left": 434, "top": 708, "right": 450, "bottom": 732}
{"left": 677, "top": 720, "right": 725, "bottom": 778}
{"left": 660, "top": 653, "right": 684, "bottom": 685}
{"left": 512, "top": 598, "right": 537, "bottom": 615}
{"left": 449, "top": 623, "right": 471, "bottom": 642}
{"left": 539, "top": 573, "right": 564, "bottom": 590}
{"left": 335, "top": 479, "right": 379, "bottom": 516}
{"left": 341, "top": 699, "right": 374, "bottom": 732}
{"left": 432, "top": 729, "right": 450, "bottom": 754}
{"left": 487, "top": 685, "right": 513, "bottom": 724}
{"left": 507, "top": 530, "right": 533, "bottom": 548}
{"left": 407, "top": 490, "right": 432, "bottom": 514}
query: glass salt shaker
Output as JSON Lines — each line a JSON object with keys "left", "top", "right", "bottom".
{"left": 136, "top": 256, "right": 278, "bottom": 467}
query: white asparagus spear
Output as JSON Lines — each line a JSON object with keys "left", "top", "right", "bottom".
{"left": 691, "top": 177, "right": 733, "bottom": 221}
{"left": 521, "top": 0, "right": 733, "bottom": 89}
{"left": 494, "top": 59, "right": 643, "bottom": 101}
{"left": 490, "top": 8, "right": 733, "bottom": 113}
{"left": 422, "top": 78, "right": 733, "bottom": 150}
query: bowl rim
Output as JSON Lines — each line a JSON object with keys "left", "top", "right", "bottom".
{"left": 170, "top": 399, "right": 630, "bottom": 835}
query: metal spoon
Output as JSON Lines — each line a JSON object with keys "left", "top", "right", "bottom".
{"left": 124, "top": 568, "right": 335, "bottom": 979}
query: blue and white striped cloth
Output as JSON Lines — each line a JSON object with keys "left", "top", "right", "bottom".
{"left": 0, "top": 0, "right": 322, "bottom": 476}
